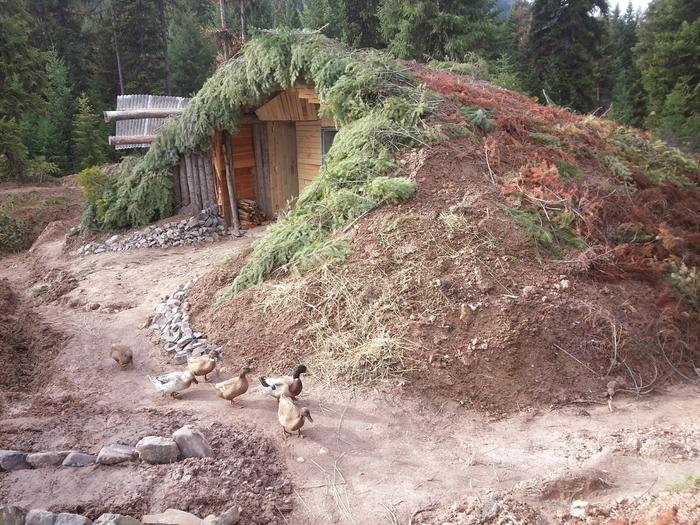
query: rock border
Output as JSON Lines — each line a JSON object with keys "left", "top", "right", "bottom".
{"left": 150, "top": 283, "right": 221, "bottom": 364}
{"left": 71, "top": 207, "right": 236, "bottom": 257}
{"left": 0, "top": 425, "right": 213, "bottom": 472}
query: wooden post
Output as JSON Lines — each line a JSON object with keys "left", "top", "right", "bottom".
{"left": 211, "top": 133, "right": 231, "bottom": 225}
{"left": 179, "top": 159, "right": 190, "bottom": 209}
{"left": 185, "top": 154, "right": 200, "bottom": 212}
{"left": 196, "top": 155, "right": 209, "bottom": 207}
{"left": 203, "top": 157, "right": 216, "bottom": 208}
{"left": 173, "top": 165, "right": 182, "bottom": 209}
{"left": 223, "top": 131, "right": 241, "bottom": 234}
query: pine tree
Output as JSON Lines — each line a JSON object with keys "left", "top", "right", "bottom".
{"left": 524, "top": 0, "right": 609, "bottom": 112}
{"left": 271, "top": 0, "right": 301, "bottom": 28}
{"left": 73, "top": 94, "right": 107, "bottom": 171}
{"left": 377, "top": 0, "right": 500, "bottom": 60}
{"left": 300, "top": 0, "right": 350, "bottom": 43}
{"left": 610, "top": 3, "right": 647, "bottom": 127}
{"left": 31, "top": 52, "right": 75, "bottom": 173}
{"left": 169, "top": 8, "right": 217, "bottom": 96}
{"left": 0, "top": 0, "right": 46, "bottom": 180}
{"left": 111, "top": 0, "right": 168, "bottom": 94}
{"left": 636, "top": 0, "right": 700, "bottom": 148}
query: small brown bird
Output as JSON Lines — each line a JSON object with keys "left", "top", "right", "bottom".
{"left": 187, "top": 349, "right": 222, "bottom": 381}
{"left": 110, "top": 344, "right": 133, "bottom": 368}
{"left": 277, "top": 395, "right": 313, "bottom": 438}
{"left": 209, "top": 366, "right": 251, "bottom": 407}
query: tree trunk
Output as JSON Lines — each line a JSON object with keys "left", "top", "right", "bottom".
{"left": 239, "top": 1, "right": 247, "bottom": 43}
{"left": 157, "top": 0, "right": 172, "bottom": 95}
{"left": 113, "top": 27, "right": 125, "bottom": 95}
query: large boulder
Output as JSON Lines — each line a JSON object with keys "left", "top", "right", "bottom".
{"left": 62, "top": 452, "right": 96, "bottom": 467}
{"left": 54, "top": 514, "right": 92, "bottom": 525}
{"left": 0, "top": 505, "right": 26, "bottom": 525}
{"left": 0, "top": 450, "right": 31, "bottom": 471}
{"left": 201, "top": 506, "right": 240, "bottom": 525}
{"left": 93, "top": 514, "right": 140, "bottom": 525}
{"left": 141, "top": 510, "right": 200, "bottom": 525}
{"left": 26, "top": 451, "right": 70, "bottom": 468}
{"left": 135, "top": 437, "right": 179, "bottom": 464}
{"left": 25, "top": 510, "right": 56, "bottom": 525}
{"left": 172, "top": 426, "right": 213, "bottom": 459}
{"left": 96, "top": 445, "right": 137, "bottom": 466}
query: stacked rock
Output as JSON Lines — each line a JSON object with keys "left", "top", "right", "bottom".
{"left": 151, "top": 282, "right": 222, "bottom": 364}
{"left": 72, "top": 207, "right": 234, "bottom": 256}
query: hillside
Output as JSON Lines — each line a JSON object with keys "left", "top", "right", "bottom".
{"left": 181, "top": 51, "right": 699, "bottom": 414}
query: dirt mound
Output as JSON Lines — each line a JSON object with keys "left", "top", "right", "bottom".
{"left": 0, "top": 184, "right": 82, "bottom": 254}
{"left": 0, "top": 279, "right": 64, "bottom": 399}
{"left": 186, "top": 66, "right": 698, "bottom": 415}
{"left": 413, "top": 490, "right": 700, "bottom": 524}
{"left": 188, "top": 140, "right": 697, "bottom": 414}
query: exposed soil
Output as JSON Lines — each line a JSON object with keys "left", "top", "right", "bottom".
{"left": 0, "top": 181, "right": 83, "bottom": 249}
{"left": 187, "top": 141, "right": 698, "bottom": 415}
{"left": 0, "top": 224, "right": 698, "bottom": 524}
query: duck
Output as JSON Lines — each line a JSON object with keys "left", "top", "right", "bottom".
{"left": 148, "top": 370, "right": 198, "bottom": 398}
{"left": 209, "top": 366, "right": 251, "bottom": 407}
{"left": 187, "top": 349, "right": 222, "bottom": 381}
{"left": 110, "top": 343, "right": 133, "bottom": 368}
{"left": 277, "top": 395, "right": 313, "bottom": 438}
{"left": 259, "top": 364, "right": 307, "bottom": 399}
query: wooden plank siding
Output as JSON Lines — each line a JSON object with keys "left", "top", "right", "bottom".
{"left": 230, "top": 123, "right": 257, "bottom": 201}
{"left": 296, "top": 120, "right": 322, "bottom": 191}
{"left": 267, "top": 122, "right": 298, "bottom": 214}
{"left": 256, "top": 89, "right": 319, "bottom": 122}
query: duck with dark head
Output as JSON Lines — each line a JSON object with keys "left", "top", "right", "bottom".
{"left": 259, "top": 364, "right": 307, "bottom": 399}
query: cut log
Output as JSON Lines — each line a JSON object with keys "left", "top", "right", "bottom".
{"left": 185, "top": 154, "right": 200, "bottom": 211}
{"left": 203, "top": 157, "right": 216, "bottom": 208}
{"left": 108, "top": 135, "right": 157, "bottom": 146}
{"left": 104, "top": 108, "right": 184, "bottom": 122}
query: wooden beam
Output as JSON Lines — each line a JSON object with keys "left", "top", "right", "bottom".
{"left": 223, "top": 131, "right": 241, "bottom": 234}
{"left": 104, "top": 108, "right": 184, "bottom": 122}
{"left": 108, "top": 135, "right": 157, "bottom": 146}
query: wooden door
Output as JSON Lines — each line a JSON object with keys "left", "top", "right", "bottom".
{"left": 267, "top": 122, "right": 298, "bottom": 216}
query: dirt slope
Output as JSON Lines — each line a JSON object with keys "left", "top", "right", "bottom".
{"left": 188, "top": 139, "right": 698, "bottom": 415}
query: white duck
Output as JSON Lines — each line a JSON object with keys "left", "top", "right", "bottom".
{"left": 148, "top": 370, "right": 198, "bottom": 398}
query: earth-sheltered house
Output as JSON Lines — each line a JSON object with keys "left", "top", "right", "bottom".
{"left": 100, "top": 29, "right": 424, "bottom": 294}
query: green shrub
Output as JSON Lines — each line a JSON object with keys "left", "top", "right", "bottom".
{"left": 460, "top": 106, "right": 496, "bottom": 132}
{"left": 428, "top": 54, "right": 490, "bottom": 80}
{"left": 529, "top": 132, "right": 561, "bottom": 147}
{"left": 0, "top": 209, "right": 30, "bottom": 256}
{"left": 664, "top": 475, "right": 700, "bottom": 493}
{"left": 556, "top": 160, "right": 583, "bottom": 180}
{"left": 668, "top": 261, "right": 699, "bottom": 311}
{"left": 504, "top": 206, "right": 587, "bottom": 257}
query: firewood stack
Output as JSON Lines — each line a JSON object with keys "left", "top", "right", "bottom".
{"left": 237, "top": 199, "right": 266, "bottom": 227}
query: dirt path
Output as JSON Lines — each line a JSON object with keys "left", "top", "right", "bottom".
{"left": 1, "top": 233, "right": 699, "bottom": 524}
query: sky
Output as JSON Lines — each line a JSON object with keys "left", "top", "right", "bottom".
{"left": 613, "top": 0, "right": 651, "bottom": 11}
